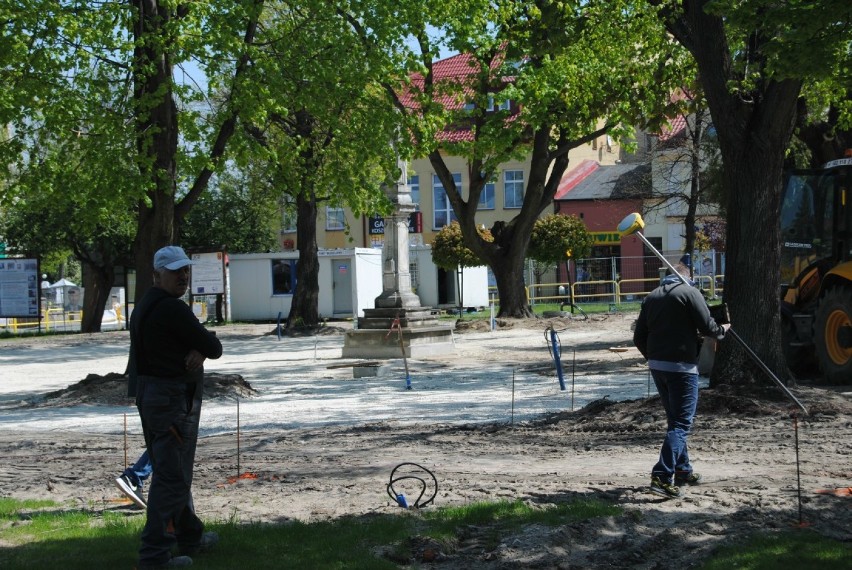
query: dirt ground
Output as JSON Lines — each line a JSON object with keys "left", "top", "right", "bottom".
{"left": 1, "top": 316, "right": 851, "bottom": 569}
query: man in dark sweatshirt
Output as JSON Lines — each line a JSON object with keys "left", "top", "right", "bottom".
{"left": 633, "top": 264, "right": 728, "bottom": 499}
{"left": 131, "top": 246, "right": 223, "bottom": 568}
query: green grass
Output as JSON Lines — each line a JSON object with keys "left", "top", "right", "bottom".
{"left": 0, "top": 497, "right": 618, "bottom": 569}
{"left": 4, "top": 498, "right": 847, "bottom": 569}
{"left": 421, "top": 498, "right": 621, "bottom": 550}
{"left": 700, "top": 530, "right": 852, "bottom": 570}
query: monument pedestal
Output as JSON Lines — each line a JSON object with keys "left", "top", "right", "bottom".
{"left": 342, "top": 307, "right": 455, "bottom": 358}
{"left": 342, "top": 154, "right": 455, "bottom": 360}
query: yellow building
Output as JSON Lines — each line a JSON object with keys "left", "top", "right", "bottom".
{"left": 299, "top": 137, "right": 622, "bottom": 252}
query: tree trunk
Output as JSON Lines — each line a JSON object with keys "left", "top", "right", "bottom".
{"left": 682, "top": 113, "right": 705, "bottom": 276}
{"left": 710, "top": 145, "right": 788, "bottom": 387}
{"left": 491, "top": 256, "right": 532, "bottom": 318}
{"left": 80, "top": 261, "right": 115, "bottom": 333}
{"left": 134, "top": 198, "right": 177, "bottom": 304}
{"left": 131, "top": 0, "right": 179, "bottom": 303}
{"left": 661, "top": 0, "right": 802, "bottom": 388}
{"left": 427, "top": 127, "right": 570, "bottom": 319}
{"left": 287, "top": 190, "right": 320, "bottom": 328}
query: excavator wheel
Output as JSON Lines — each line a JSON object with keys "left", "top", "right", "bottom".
{"left": 814, "top": 286, "right": 852, "bottom": 385}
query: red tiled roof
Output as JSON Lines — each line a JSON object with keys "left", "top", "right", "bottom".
{"left": 658, "top": 114, "right": 687, "bottom": 142}
{"left": 554, "top": 160, "right": 599, "bottom": 199}
{"left": 436, "top": 130, "right": 474, "bottom": 143}
{"left": 399, "top": 52, "right": 515, "bottom": 132}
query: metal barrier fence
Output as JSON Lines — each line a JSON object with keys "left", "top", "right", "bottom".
{"left": 1, "top": 306, "right": 129, "bottom": 334}
{"left": 488, "top": 254, "right": 725, "bottom": 307}
{"left": 1, "top": 308, "right": 83, "bottom": 333}
{"left": 527, "top": 275, "right": 723, "bottom": 306}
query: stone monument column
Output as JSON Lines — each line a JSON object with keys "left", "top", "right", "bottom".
{"left": 376, "top": 158, "right": 421, "bottom": 308}
{"left": 342, "top": 156, "right": 455, "bottom": 359}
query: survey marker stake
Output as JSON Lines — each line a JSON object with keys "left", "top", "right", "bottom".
{"left": 387, "top": 316, "right": 412, "bottom": 390}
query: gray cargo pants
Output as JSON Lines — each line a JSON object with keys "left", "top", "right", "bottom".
{"left": 136, "top": 372, "right": 204, "bottom": 566}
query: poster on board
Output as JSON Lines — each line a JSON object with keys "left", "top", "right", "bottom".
{"left": 190, "top": 251, "right": 225, "bottom": 295}
{"left": 0, "top": 258, "right": 40, "bottom": 318}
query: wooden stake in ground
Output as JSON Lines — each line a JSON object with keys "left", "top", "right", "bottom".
{"left": 386, "top": 316, "right": 412, "bottom": 390}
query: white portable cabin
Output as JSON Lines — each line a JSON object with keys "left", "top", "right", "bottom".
{"left": 411, "top": 245, "right": 489, "bottom": 310}
{"left": 228, "top": 248, "right": 382, "bottom": 321}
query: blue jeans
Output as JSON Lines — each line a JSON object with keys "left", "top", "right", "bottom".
{"left": 122, "top": 450, "right": 153, "bottom": 489}
{"left": 651, "top": 369, "right": 699, "bottom": 483}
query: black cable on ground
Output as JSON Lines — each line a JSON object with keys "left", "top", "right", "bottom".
{"left": 387, "top": 462, "right": 437, "bottom": 508}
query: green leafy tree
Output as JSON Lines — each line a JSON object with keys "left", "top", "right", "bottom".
{"left": 1, "top": 144, "right": 136, "bottom": 332}
{"left": 343, "top": 0, "right": 683, "bottom": 317}
{"left": 180, "top": 169, "right": 281, "bottom": 254}
{"left": 432, "top": 221, "right": 492, "bottom": 270}
{"left": 528, "top": 214, "right": 592, "bottom": 267}
{"left": 1, "top": 0, "right": 265, "bottom": 306}
{"left": 129, "top": 0, "right": 264, "bottom": 301}
{"left": 652, "top": 0, "right": 852, "bottom": 385}
{"left": 236, "top": 4, "right": 400, "bottom": 328}
{"left": 792, "top": 81, "right": 852, "bottom": 167}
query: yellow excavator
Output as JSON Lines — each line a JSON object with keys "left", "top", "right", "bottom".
{"left": 780, "top": 151, "right": 852, "bottom": 384}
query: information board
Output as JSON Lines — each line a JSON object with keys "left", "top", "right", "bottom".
{"left": 190, "top": 251, "right": 225, "bottom": 295}
{"left": 0, "top": 258, "right": 40, "bottom": 318}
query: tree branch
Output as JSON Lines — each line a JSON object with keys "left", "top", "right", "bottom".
{"left": 175, "top": 0, "right": 264, "bottom": 221}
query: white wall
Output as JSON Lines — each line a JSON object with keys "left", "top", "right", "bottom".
{"left": 317, "top": 248, "right": 383, "bottom": 318}
{"left": 228, "top": 252, "right": 296, "bottom": 321}
{"left": 229, "top": 246, "right": 495, "bottom": 321}
{"left": 228, "top": 249, "right": 383, "bottom": 321}
{"left": 411, "top": 245, "right": 489, "bottom": 308}
{"left": 412, "top": 246, "right": 439, "bottom": 307}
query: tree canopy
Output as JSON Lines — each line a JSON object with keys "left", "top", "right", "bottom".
{"left": 528, "top": 214, "right": 592, "bottom": 267}
{"left": 653, "top": 0, "right": 852, "bottom": 385}
{"left": 431, "top": 221, "right": 492, "bottom": 270}
{"left": 341, "top": 0, "right": 685, "bottom": 317}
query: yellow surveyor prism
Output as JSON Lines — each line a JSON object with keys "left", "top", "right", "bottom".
{"left": 616, "top": 212, "right": 687, "bottom": 286}
{"left": 616, "top": 212, "right": 645, "bottom": 237}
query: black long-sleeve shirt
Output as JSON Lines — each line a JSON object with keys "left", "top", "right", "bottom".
{"left": 130, "top": 287, "right": 222, "bottom": 379}
{"left": 633, "top": 275, "right": 725, "bottom": 366}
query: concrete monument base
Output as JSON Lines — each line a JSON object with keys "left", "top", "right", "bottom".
{"left": 342, "top": 308, "right": 455, "bottom": 359}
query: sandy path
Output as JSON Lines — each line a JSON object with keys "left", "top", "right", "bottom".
{"left": 1, "top": 316, "right": 850, "bottom": 569}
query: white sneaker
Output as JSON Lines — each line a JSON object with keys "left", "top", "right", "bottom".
{"left": 115, "top": 474, "right": 147, "bottom": 509}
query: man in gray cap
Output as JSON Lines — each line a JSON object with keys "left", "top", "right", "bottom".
{"left": 130, "top": 246, "right": 223, "bottom": 568}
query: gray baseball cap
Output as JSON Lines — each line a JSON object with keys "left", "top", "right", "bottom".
{"left": 153, "top": 246, "right": 193, "bottom": 271}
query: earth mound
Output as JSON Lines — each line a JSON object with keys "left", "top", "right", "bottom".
{"left": 21, "top": 372, "right": 257, "bottom": 408}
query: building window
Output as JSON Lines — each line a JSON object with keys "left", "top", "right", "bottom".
{"left": 281, "top": 209, "right": 297, "bottom": 232}
{"left": 433, "top": 172, "right": 461, "bottom": 229}
{"left": 479, "top": 177, "right": 495, "bottom": 210}
{"left": 326, "top": 206, "right": 345, "bottom": 230}
{"left": 409, "top": 260, "right": 419, "bottom": 294}
{"left": 487, "top": 96, "right": 511, "bottom": 111}
{"left": 504, "top": 170, "right": 524, "bottom": 209}
{"left": 271, "top": 259, "right": 297, "bottom": 295}
{"left": 408, "top": 174, "right": 420, "bottom": 210}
